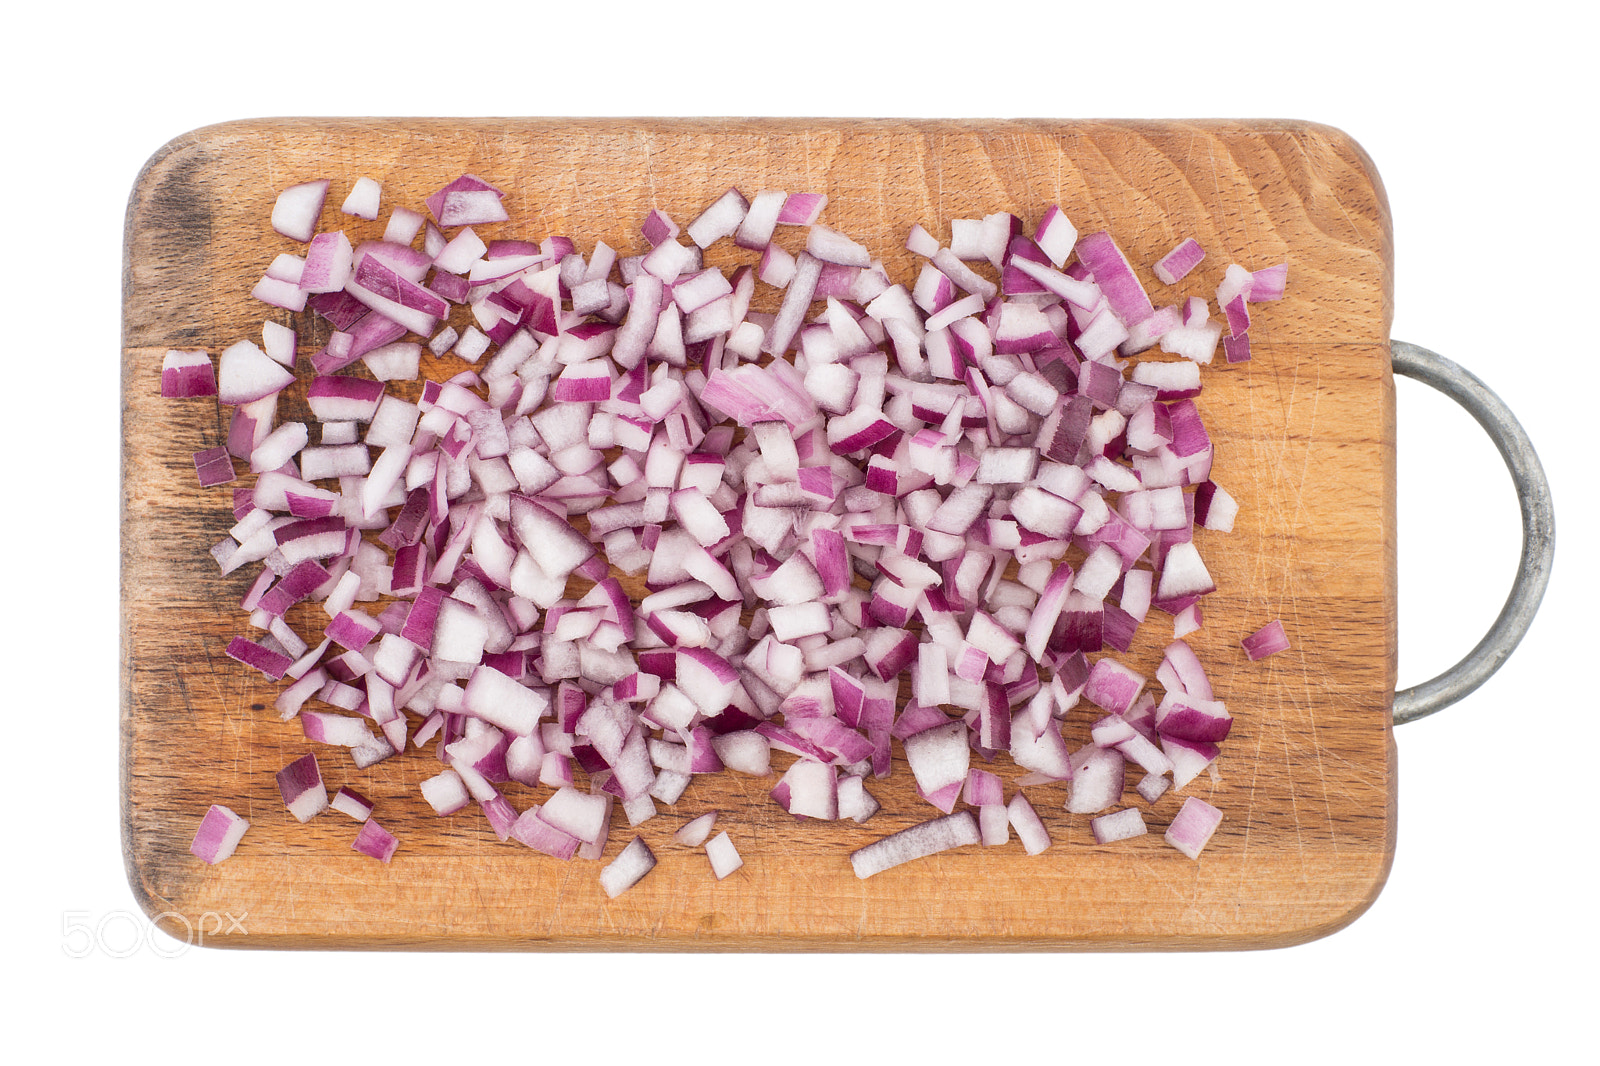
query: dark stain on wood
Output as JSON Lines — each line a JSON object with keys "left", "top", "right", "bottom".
{"left": 123, "top": 135, "right": 214, "bottom": 347}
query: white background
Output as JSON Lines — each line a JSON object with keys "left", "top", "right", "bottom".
{"left": 4, "top": 2, "right": 1592, "bottom": 1060}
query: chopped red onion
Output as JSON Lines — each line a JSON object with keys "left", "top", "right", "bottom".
{"left": 1162, "top": 736, "right": 1218, "bottom": 790}
{"left": 1007, "top": 792, "right": 1051, "bottom": 855}
{"left": 1067, "top": 745, "right": 1125, "bottom": 814}
{"left": 1084, "top": 658, "right": 1146, "bottom": 716}
{"left": 1155, "top": 692, "right": 1234, "bottom": 742}
{"left": 850, "top": 811, "right": 980, "bottom": 879}
{"left": 777, "top": 192, "right": 828, "bottom": 227}
{"left": 1032, "top": 205, "right": 1078, "bottom": 266}
{"left": 903, "top": 720, "right": 970, "bottom": 797}
{"left": 340, "top": 177, "right": 381, "bottom": 220}
{"left": 352, "top": 818, "right": 399, "bottom": 862}
{"left": 1153, "top": 238, "right": 1205, "bottom": 285}
{"left": 1090, "top": 807, "right": 1147, "bottom": 844}
{"left": 271, "top": 179, "right": 329, "bottom": 242}
{"left": 963, "top": 768, "right": 1005, "bottom": 808}
{"left": 1248, "top": 263, "right": 1288, "bottom": 301}
{"left": 218, "top": 340, "right": 295, "bottom": 405}
{"left": 511, "top": 807, "right": 581, "bottom": 859}
{"left": 1223, "top": 331, "right": 1252, "bottom": 364}
{"left": 194, "top": 447, "right": 236, "bottom": 488}
{"left": 837, "top": 774, "right": 881, "bottom": 823}
{"left": 1074, "top": 230, "right": 1154, "bottom": 326}
{"left": 225, "top": 635, "right": 292, "bottom": 680}
{"left": 426, "top": 173, "right": 508, "bottom": 227}
{"left": 541, "top": 786, "right": 611, "bottom": 843}
{"left": 420, "top": 769, "right": 470, "bottom": 815}
{"left": 190, "top": 804, "right": 250, "bottom": 864}
{"left": 190, "top": 174, "right": 1296, "bottom": 887}
{"left": 1241, "top": 619, "right": 1290, "bottom": 661}
{"left": 979, "top": 804, "right": 1010, "bottom": 845}
{"left": 161, "top": 349, "right": 217, "bottom": 398}
{"left": 1135, "top": 773, "right": 1170, "bottom": 804}
{"left": 600, "top": 836, "right": 657, "bottom": 897}
{"left": 711, "top": 731, "right": 771, "bottom": 776}
{"left": 331, "top": 785, "right": 374, "bottom": 822}
{"left": 276, "top": 753, "right": 328, "bottom": 822}
{"left": 704, "top": 830, "right": 743, "bottom": 879}
{"left": 1164, "top": 796, "right": 1223, "bottom": 859}
{"left": 688, "top": 187, "right": 750, "bottom": 248}
{"left": 675, "top": 811, "right": 718, "bottom": 847}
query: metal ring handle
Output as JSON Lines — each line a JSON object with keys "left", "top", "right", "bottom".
{"left": 1390, "top": 340, "right": 1556, "bottom": 724}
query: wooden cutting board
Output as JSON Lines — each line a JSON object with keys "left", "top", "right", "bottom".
{"left": 122, "top": 118, "right": 1396, "bottom": 950}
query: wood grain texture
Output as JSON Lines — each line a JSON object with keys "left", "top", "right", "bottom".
{"left": 122, "top": 118, "right": 1396, "bottom": 950}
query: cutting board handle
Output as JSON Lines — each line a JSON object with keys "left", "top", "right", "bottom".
{"left": 1390, "top": 341, "right": 1555, "bottom": 724}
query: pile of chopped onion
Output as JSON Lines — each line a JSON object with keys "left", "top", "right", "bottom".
{"left": 179, "top": 171, "right": 1292, "bottom": 889}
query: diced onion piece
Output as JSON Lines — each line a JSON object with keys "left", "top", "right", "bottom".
{"left": 1152, "top": 238, "right": 1205, "bottom": 285}
{"left": 1007, "top": 792, "right": 1051, "bottom": 855}
{"left": 426, "top": 173, "right": 508, "bottom": 226}
{"left": 1067, "top": 746, "right": 1125, "bottom": 814}
{"left": 687, "top": 187, "right": 749, "bottom": 248}
{"left": 1091, "top": 807, "right": 1148, "bottom": 844}
{"left": 675, "top": 811, "right": 719, "bottom": 847}
{"left": 541, "top": 787, "right": 610, "bottom": 843}
{"left": 331, "top": 785, "right": 374, "bottom": 822}
{"left": 341, "top": 177, "right": 381, "bottom": 219}
{"left": 850, "top": 811, "right": 981, "bottom": 879}
{"left": 218, "top": 340, "right": 295, "bottom": 405}
{"left": 161, "top": 349, "right": 217, "bottom": 397}
{"left": 275, "top": 753, "right": 328, "bottom": 822}
{"left": 189, "top": 805, "right": 250, "bottom": 864}
{"left": 979, "top": 805, "right": 1011, "bottom": 846}
{"left": 420, "top": 770, "right": 470, "bottom": 815}
{"left": 352, "top": 819, "right": 399, "bottom": 862}
{"left": 1241, "top": 619, "right": 1291, "bottom": 661}
{"left": 600, "top": 836, "right": 658, "bottom": 897}
{"left": 271, "top": 180, "right": 330, "bottom": 241}
{"left": 705, "top": 831, "right": 743, "bottom": 879}
{"left": 1165, "top": 797, "right": 1223, "bottom": 859}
